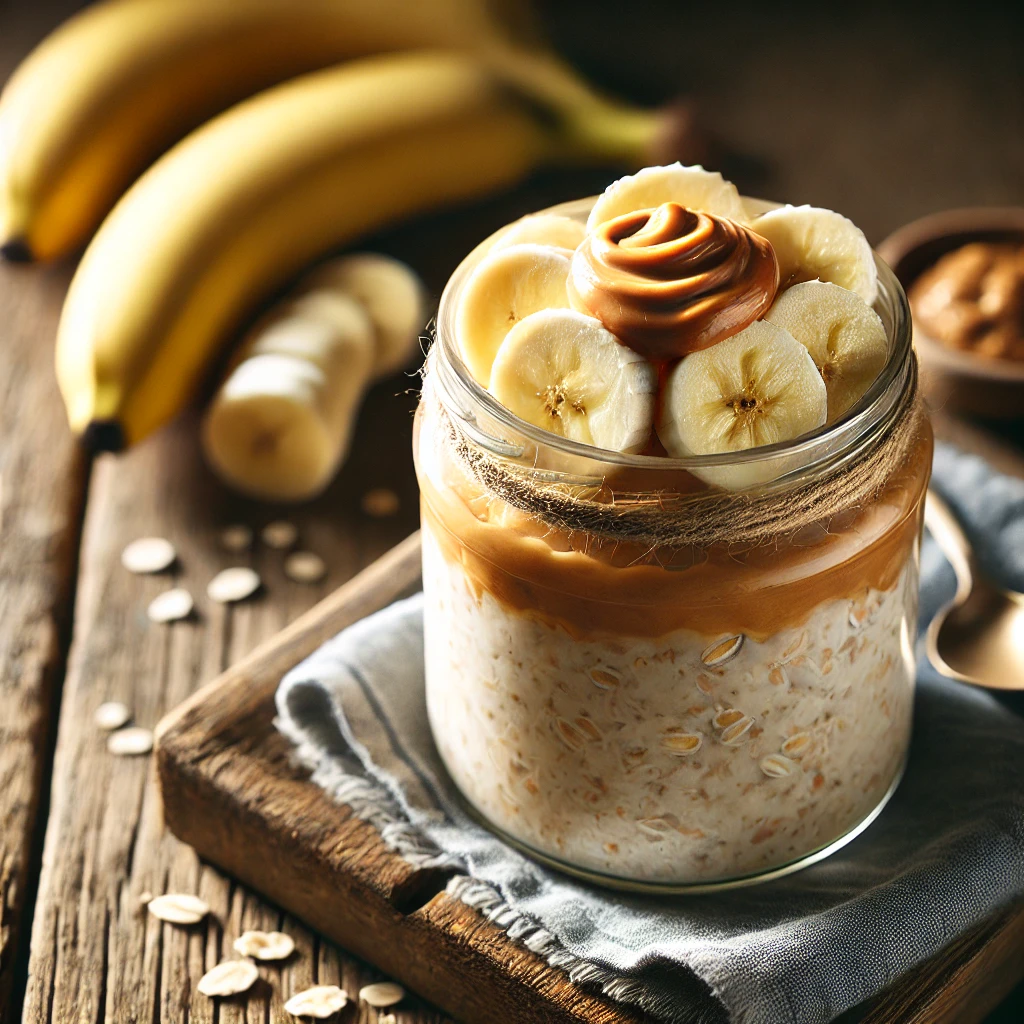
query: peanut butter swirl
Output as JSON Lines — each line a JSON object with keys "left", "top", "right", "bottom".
{"left": 569, "top": 202, "right": 780, "bottom": 360}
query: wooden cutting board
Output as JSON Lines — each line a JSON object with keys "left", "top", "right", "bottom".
{"left": 155, "top": 416, "right": 1024, "bottom": 1024}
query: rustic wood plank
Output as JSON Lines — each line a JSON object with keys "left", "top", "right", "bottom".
{"left": 0, "top": 262, "right": 86, "bottom": 1015}
{"left": 21, "top": 396, "right": 427, "bottom": 1024}
{"left": 0, "top": 3, "right": 92, "bottom": 1015}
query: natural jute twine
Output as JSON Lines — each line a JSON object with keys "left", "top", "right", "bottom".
{"left": 441, "top": 362, "right": 923, "bottom": 550}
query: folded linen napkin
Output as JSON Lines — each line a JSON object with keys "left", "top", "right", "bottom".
{"left": 276, "top": 442, "right": 1024, "bottom": 1024}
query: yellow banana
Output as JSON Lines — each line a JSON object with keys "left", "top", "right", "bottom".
{"left": 0, "top": 0, "right": 515, "bottom": 261}
{"left": 56, "top": 51, "right": 665, "bottom": 450}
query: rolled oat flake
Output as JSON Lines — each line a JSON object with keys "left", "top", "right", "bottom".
{"left": 359, "top": 981, "right": 405, "bottom": 1008}
{"left": 121, "top": 536, "right": 176, "bottom": 574}
{"left": 198, "top": 959, "right": 259, "bottom": 998}
{"left": 94, "top": 701, "right": 131, "bottom": 731}
{"left": 284, "top": 551, "right": 326, "bottom": 583}
{"left": 220, "top": 524, "right": 254, "bottom": 552}
{"left": 147, "top": 587, "right": 194, "bottom": 623}
{"left": 261, "top": 520, "right": 298, "bottom": 549}
{"left": 207, "top": 567, "right": 261, "bottom": 603}
{"left": 233, "top": 930, "right": 295, "bottom": 961}
{"left": 107, "top": 726, "right": 153, "bottom": 756}
{"left": 283, "top": 985, "right": 348, "bottom": 1018}
{"left": 147, "top": 893, "right": 210, "bottom": 925}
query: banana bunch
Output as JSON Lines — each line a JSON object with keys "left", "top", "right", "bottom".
{"left": 0, "top": 0, "right": 679, "bottom": 458}
{"left": 0, "top": 0, "right": 520, "bottom": 260}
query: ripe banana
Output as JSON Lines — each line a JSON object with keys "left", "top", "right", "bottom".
{"left": 57, "top": 50, "right": 667, "bottom": 449}
{"left": 764, "top": 280, "right": 888, "bottom": 422}
{"left": 750, "top": 205, "right": 877, "bottom": 303}
{"left": 0, "top": 0, "right": 516, "bottom": 261}
{"left": 657, "top": 319, "right": 827, "bottom": 489}
{"left": 489, "top": 308, "right": 656, "bottom": 453}
{"left": 456, "top": 243, "right": 574, "bottom": 387}
{"left": 491, "top": 213, "right": 586, "bottom": 252}
{"left": 587, "top": 162, "right": 746, "bottom": 231}
{"left": 202, "top": 255, "right": 425, "bottom": 501}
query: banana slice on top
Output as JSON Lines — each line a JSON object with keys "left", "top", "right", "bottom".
{"left": 765, "top": 281, "right": 888, "bottom": 423}
{"left": 456, "top": 243, "right": 573, "bottom": 387}
{"left": 492, "top": 214, "right": 586, "bottom": 252}
{"left": 750, "top": 205, "right": 877, "bottom": 304}
{"left": 489, "top": 309, "right": 656, "bottom": 454}
{"left": 587, "top": 163, "right": 746, "bottom": 231}
{"left": 658, "top": 319, "right": 827, "bottom": 489}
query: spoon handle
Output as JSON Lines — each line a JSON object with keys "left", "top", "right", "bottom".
{"left": 923, "top": 489, "right": 975, "bottom": 606}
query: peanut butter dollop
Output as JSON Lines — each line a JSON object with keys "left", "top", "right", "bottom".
{"left": 568, "top": 202, "right": 780, "bottom": 360}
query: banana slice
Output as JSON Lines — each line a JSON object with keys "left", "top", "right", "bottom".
{"left": 658, "top": 319, "right": 827, "bottom": 489}
{"left": 489, "top": 309, "right": 656, "bottom": 453}
{"left": 455, "top": 243, "right": 573, "bottom": 387}
{"left": 751, "top": 205, "right": 877, "bottom": 304}
{"left": 304, "top": 253, "right": 426, "bottom": 376}
{"left": 492, "top": 213, "right": 586, "bottom": 252}
{"left": 587, "top": 163, "right": 746, "bottom": 231}
{"left": 765, "top": 281, "right": 888, "bottom": 423}
{"left": 202, "top": 293, "right": 375, "bottom": 501}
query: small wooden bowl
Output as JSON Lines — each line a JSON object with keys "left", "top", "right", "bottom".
{"left": 877, "top": 207, "right": 1024, "bottom": 418}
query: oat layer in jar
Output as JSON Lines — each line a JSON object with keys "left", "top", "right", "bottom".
{"left": 415, "top": 173, "right": 932, "bottom": 891}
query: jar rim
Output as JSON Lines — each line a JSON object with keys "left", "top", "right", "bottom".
{"left": 431, "top": 195, "right": 915, "bottom": 483}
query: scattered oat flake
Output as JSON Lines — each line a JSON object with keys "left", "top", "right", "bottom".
{"left": 139, "top": 891, "right": 153, "bottom": 905}
{"left": 207, "top": 567, "right": 261, "bottom": 603}
{"left": 147, "top": 893, "right": 209, "bottom": 925}
{"left": 781, "top": 733, "right": 812, "bottom": 757}
{"left": 660, "top": 729, "right": 702, "bottom": 755}
{"left": 262, "top": 520, "right": 298, "bottom": 549}
{"left": 359, "top": 981, "right": 405, "bottom": 1008}
{"left": 198, "top": 959, "right": 259, "bottom": 998}
{"left": 361, "top": 487, "right": 399, "bottom": 518}
{"left": 589, "top": 666, "right": 621, "bottom": 690}
{"left": 284, "top": 551, "right": 326, "bottom": 584}
{"left": 94, "top": 701, "right": 131, "bottom": 731}
{"left": 760, "top": 754, "right": 798, "bottom": 778}
{"left": 284, "top": 985, "right": 348, "bottom": 1018}
{"left": 713, "top": 708, "right": 746, "bottom": 730}
{"left": 233, "top": 930, "right": 295, "bottom": 961}
{"left": 701, "top": 634, "right": 744, "bottom": 667}
{"left": 147, "top": 587, "right": 194, "bottom": 623}
{"left": 719, "top": 716, "right": 754, "bottom": 746}
{"left": 379, "top": 1015, "right": 397, "bottom": 1024}
{"left": 121, "top": 537, "right": 176, "bottom": 574}
{"left": 220, "top": 524, "right": 253, "bottom": 552}
{"left": 107, "top": 727, "right": 153, "bottom": 756}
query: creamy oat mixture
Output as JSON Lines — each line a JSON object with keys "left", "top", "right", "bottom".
{"left": 423, "top": 526, "right": 918, "bottom": 883}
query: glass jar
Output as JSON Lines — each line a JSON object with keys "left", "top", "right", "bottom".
{"left": 414, "top": 197, "right": 932, "bottom": 892}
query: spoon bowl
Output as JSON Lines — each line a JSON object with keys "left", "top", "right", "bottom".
{"left": 924, "top": 489, "right": 1024, "bottom": 691}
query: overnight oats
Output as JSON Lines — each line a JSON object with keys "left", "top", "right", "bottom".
{"left": 415, "top": 164, "right": 931, "bottom": 890}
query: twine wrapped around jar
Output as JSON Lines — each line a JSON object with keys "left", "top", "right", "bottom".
{"left": 437, "top": 357, "right": 924, "bottom": 550}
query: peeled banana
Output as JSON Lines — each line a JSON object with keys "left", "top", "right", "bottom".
{"left": 56, "top": 51, "right": 667, "bottom": 450}
{"left": 202, "top": 256, "right": 425, "bottom": 501}
{"left": 0, "top": 0, "right": 516, "bottom": 260}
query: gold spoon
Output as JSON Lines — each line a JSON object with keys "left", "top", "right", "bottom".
{"left": 924, "top": 489, "right": 1024, "bottom": 690}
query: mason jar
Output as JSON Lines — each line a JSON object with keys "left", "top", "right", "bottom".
{"left": 414, "top": 197, "right": 931, "bottom": 892}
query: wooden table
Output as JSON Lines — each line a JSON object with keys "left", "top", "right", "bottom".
{"left": 1, "top": 2, "right": 1022, "bottom": 1022}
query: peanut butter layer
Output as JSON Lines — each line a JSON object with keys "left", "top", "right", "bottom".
{"left": 568, "top": 203, "right": 779, "bottom": 360}
{"left": 419, "top": 421, "right": 932, "bottom": 642}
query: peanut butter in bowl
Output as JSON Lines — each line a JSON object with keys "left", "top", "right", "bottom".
{"left": 910, "top": 241, "right": 1024, "bottom": 362}
{"left": 416, "top": 164, "right": 931, "bottom": 891}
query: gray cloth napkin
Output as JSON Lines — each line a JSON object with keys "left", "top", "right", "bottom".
{"left": 276, "top": 441, "right": 1024, "bottom": 1024}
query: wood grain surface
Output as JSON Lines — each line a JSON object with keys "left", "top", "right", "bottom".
{"left": 1, "top": 0, "right": 1023, "bottom": 1021}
